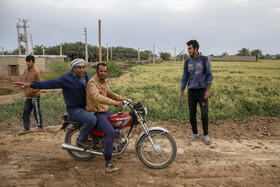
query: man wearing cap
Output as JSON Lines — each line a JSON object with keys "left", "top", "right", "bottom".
{"left": 14, "top": 59, "right": 97, "bottom": 147}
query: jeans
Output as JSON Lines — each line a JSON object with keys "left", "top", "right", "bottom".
{"left": 188, "top": 89, "right": 209, "bottom": 136}
{"left": 95, "top": 110, "right": 115, "bottom": 161}
{"left": 23, "top": 96, "right": 42, "bottom": 130}
{"left": 68, "top": 107, "right": 97, "bottom": 142}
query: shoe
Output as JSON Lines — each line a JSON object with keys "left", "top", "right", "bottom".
{"left": 189, "top": 133, "right": 200, "bottom": 141}
{"left": 76, "top": 138, "right": 92, "bottom": 149}
{"left": 18, "top": 128, "right": 30, "bottom": 135}
{"left": 31, "top": 127, "right": 43, "bottom": 132}
{"left": 204, "top": 136, "right": 212, "bottom": 145}
{"left": 105, "top": 164, "right": 119, "bottom": 173}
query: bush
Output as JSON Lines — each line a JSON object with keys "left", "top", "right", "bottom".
{"left": 42, "top": 61, "right": 71, "bottom": 80}
{"left": 90, "top": 61, "right": 122, "bottom": 78}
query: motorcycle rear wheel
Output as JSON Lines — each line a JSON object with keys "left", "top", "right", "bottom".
{"left": 136, "top": 130, "right": 177, "bottom": 169}
{"left": 65, "top": 129, "right": 95, "bottom": 161}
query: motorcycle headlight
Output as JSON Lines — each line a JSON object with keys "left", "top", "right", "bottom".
{"left": 138, "top": 107, "right": 148, "bottom": 116}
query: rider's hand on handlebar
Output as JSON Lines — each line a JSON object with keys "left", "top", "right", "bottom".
{"left": 115, "top": 101, "right": 123, "bottom": 108}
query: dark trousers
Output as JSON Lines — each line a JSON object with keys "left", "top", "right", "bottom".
{"left": 68, "top": 107, "right": 97, "bottom": 142}
{"left": 23, "top": 96, "right": 43, "bottom": 130}
{"left": 188, "top": 89, "right": 209, "bottom": 136}
{"left": 95, "top": 110, "right": 115, "bottom": 161}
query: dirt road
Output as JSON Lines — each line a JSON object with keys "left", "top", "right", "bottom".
{"left": 0, "top": 116, "right": 279, "bottom": 187}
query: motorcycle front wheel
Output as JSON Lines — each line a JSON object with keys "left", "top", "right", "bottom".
{"left": 136, "top": 130, "right": 177, "bottom": 169}
{"left": 65, "top": 129, "right": 95, "bottom": 161}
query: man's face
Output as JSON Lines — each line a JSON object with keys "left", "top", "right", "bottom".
{"left": 187, "top": 45, "right": 197, "bottom": 57}
{"left": 26, "top": 60, "right": 35, "bottom": 68}
{"left": 97, "top": 65, "right": 108, "bottom": 81}
{"left": 73, "top": 65, "right": 86, "bottom": 78}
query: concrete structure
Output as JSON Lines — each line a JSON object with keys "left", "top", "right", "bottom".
{"left": 210, "top": 55, "right": 258, "bottom": 62}
{"left": 0, "top": 55, "right": 67, "bottom": 76}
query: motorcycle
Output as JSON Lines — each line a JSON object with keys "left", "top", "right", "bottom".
{"left": 61, "top": 99, "right": 177, "bottom": 169}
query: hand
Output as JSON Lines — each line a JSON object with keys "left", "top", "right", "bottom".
{"left": 13, "top": 82, "right": 31, "bottom": 89}
{"left": 204, "top": 90, "right": 210, "bottom": 100}
{"left": 115, "top": 101, "right": 123, "bottom": 108}
{"left": 180, "top": 92, "right": 184, "bottom": 99}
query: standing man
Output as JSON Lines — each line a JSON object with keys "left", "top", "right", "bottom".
{"left": 180, "top": 40, "right": 214, "bottom": 144}
{"left": 19, "top": 55, "right": 43, "bottom": 134}
{"left": 86, "top": 63, "right": 125, "bottom": 173}
{"left": 14, "top": 59, "right": 96, "bottom": 147}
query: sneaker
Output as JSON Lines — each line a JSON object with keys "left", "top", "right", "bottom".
{"left": 76, "top": 138, "right": 92, "bottom": 149}
{"left": 18, "top": 128, "right": 30, "bottom": 135}
{"left": 105, "top": 164, "right": 119, "bottom": 173}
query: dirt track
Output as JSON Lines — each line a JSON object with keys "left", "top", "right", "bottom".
{"left": 0, "top": 116, "right": 279, "bottom": 187}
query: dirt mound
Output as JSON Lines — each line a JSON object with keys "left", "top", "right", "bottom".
{"left": 0, "top": 76, "right": 23, "bottom": 96}
{"left": 0, "top": 117, "right": 279, "bottom": 186}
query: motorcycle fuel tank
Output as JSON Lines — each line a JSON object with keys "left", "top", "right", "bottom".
{"left": 109, "top": 112, "right": 133, "bottom": 128}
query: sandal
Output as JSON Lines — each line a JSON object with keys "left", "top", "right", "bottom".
{"left": 204, "top": 136, "right": 212, "bottom": 145}
{"left": 189, "top": 133, "right": 200, "bottom": 141}
{"left": 18, "top": 128, "right": 30, "bottom": 135}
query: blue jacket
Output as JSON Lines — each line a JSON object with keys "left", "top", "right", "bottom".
{"left": 181, "top": 55, "right": 213, "bottom": 91}
{"left": 30, "top": 70, "right": 90, "bottom": 113}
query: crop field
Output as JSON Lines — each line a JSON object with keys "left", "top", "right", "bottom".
{"left": 0, "top": 60, "right": 279, "bottom": 125}
{"left": 109, "top": 60, "right": 280, "bottom": 121}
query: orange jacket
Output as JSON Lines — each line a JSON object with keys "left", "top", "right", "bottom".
{"left": 86, "top": 74, "right": 124, "bottom": 113}
{"left": 23, "top": 68, "right": 42, "bottom": 99}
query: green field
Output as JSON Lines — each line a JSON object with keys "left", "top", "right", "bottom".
{"left": 1, "top": 60, "right": 279, "bottom": 125}
{"left": 109, "top": 60, "right": 280, "bottom": 121}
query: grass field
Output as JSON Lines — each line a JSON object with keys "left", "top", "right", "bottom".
{"left": 109, "top": 60, "right": 280, "bottom": 121}
{"left": 1, "top": 60, "right": 279, "bottom": 125}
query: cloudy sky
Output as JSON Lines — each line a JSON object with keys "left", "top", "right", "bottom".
{"left": 0, "top": 0, "right": 280, "bottom": 56}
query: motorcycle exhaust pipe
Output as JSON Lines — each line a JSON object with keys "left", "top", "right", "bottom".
{"left": 62, "top": 143, "right": 103, "bottom": 155}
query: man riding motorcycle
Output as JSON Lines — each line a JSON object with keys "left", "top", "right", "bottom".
{"left": 86, "top": 62, "right": 125, "bottom": 173}
{"left": 14, "top": 59, "right": 97, "bottom": 148}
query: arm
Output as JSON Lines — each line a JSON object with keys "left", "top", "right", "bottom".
{"left": 32, "top": 71, "right": 42, "bottom": 93}
{"left": 204, "top": 59, "right": 213, "bottom": 100}
{"left": 180, "top": 61, "right": 190, "bottom": 99}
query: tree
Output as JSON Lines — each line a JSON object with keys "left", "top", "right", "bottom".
{"left": 250, "top": 49, "right": 262, "bottom": 57}
{"left": 237, "top": 48, "right": 250, "bottom": 56}
{"left": 276, "top": 54, "right": 280, "bottom": 59}
{"left": 222, "top": 52, "right": 228, "bottom": 56}
{"left": 160, "top": 52, "right": 171, "bottom": 61}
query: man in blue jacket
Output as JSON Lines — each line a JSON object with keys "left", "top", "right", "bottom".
{"left": 180, "top": 40, "right": 214, "bottom": 144}
{"left": 14, "top": 59, "right": 97, "bottom": 147}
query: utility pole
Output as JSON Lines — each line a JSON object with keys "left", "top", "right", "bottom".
{"left": 30, "top": 34, "right": 34, "bottom": 55}
{"left": 138, "top": 47, "right": 140, "bottom": 63}
{"left": 60, "top": 44, "right": 62, "bottom": 55}
{"left": 110, "top": 47, "right": 112, "bottom": 60}
{"left": 84, "top": 27, "right": 88, "bottom": 63}
{"left": 153, "top": 45, "right": 155, "bottom": 63}
{"left": 174, "top": 47, "right": 176, "bottom": 62}
{"left": 98, "top": 20, "right": 102, "bottom": 62}
{"left": 16, "top": 23, "right": 21, "bottom": 55}
{"left": 106, "top": 43, "right": 109, "bottom": 61}
{"left": 23, "top": 19, "right": 29, "bottom": 54}
{"left": 42, "top": 45, "right": 45, "bottom": 55}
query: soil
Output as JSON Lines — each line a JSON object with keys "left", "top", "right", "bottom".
{"left": 0, "top": 76, "right": 279, "bottom": 186}
{"left": 0, "top": 117, "right": 279, "bottom": 187}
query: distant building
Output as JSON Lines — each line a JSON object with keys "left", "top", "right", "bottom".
{"left": 210, "top": 55, "right": 258, "bottom": 62}
{"left": 0, "top": 55, "right": 67, "bottom": 76}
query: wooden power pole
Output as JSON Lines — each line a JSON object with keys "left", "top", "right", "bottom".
{"left": 98, "top": 20, "right": 102, "bottom": 62}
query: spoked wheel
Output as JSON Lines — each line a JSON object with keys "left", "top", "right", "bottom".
{"left": 65, "top": 129, "right": 95, "bottom": 161}
{"left": 136, "top": 130, "right": 177, "bottom": 169}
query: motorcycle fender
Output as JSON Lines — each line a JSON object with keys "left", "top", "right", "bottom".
{"left": 135, "top": 127, "right": 169, "bottom": 147}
